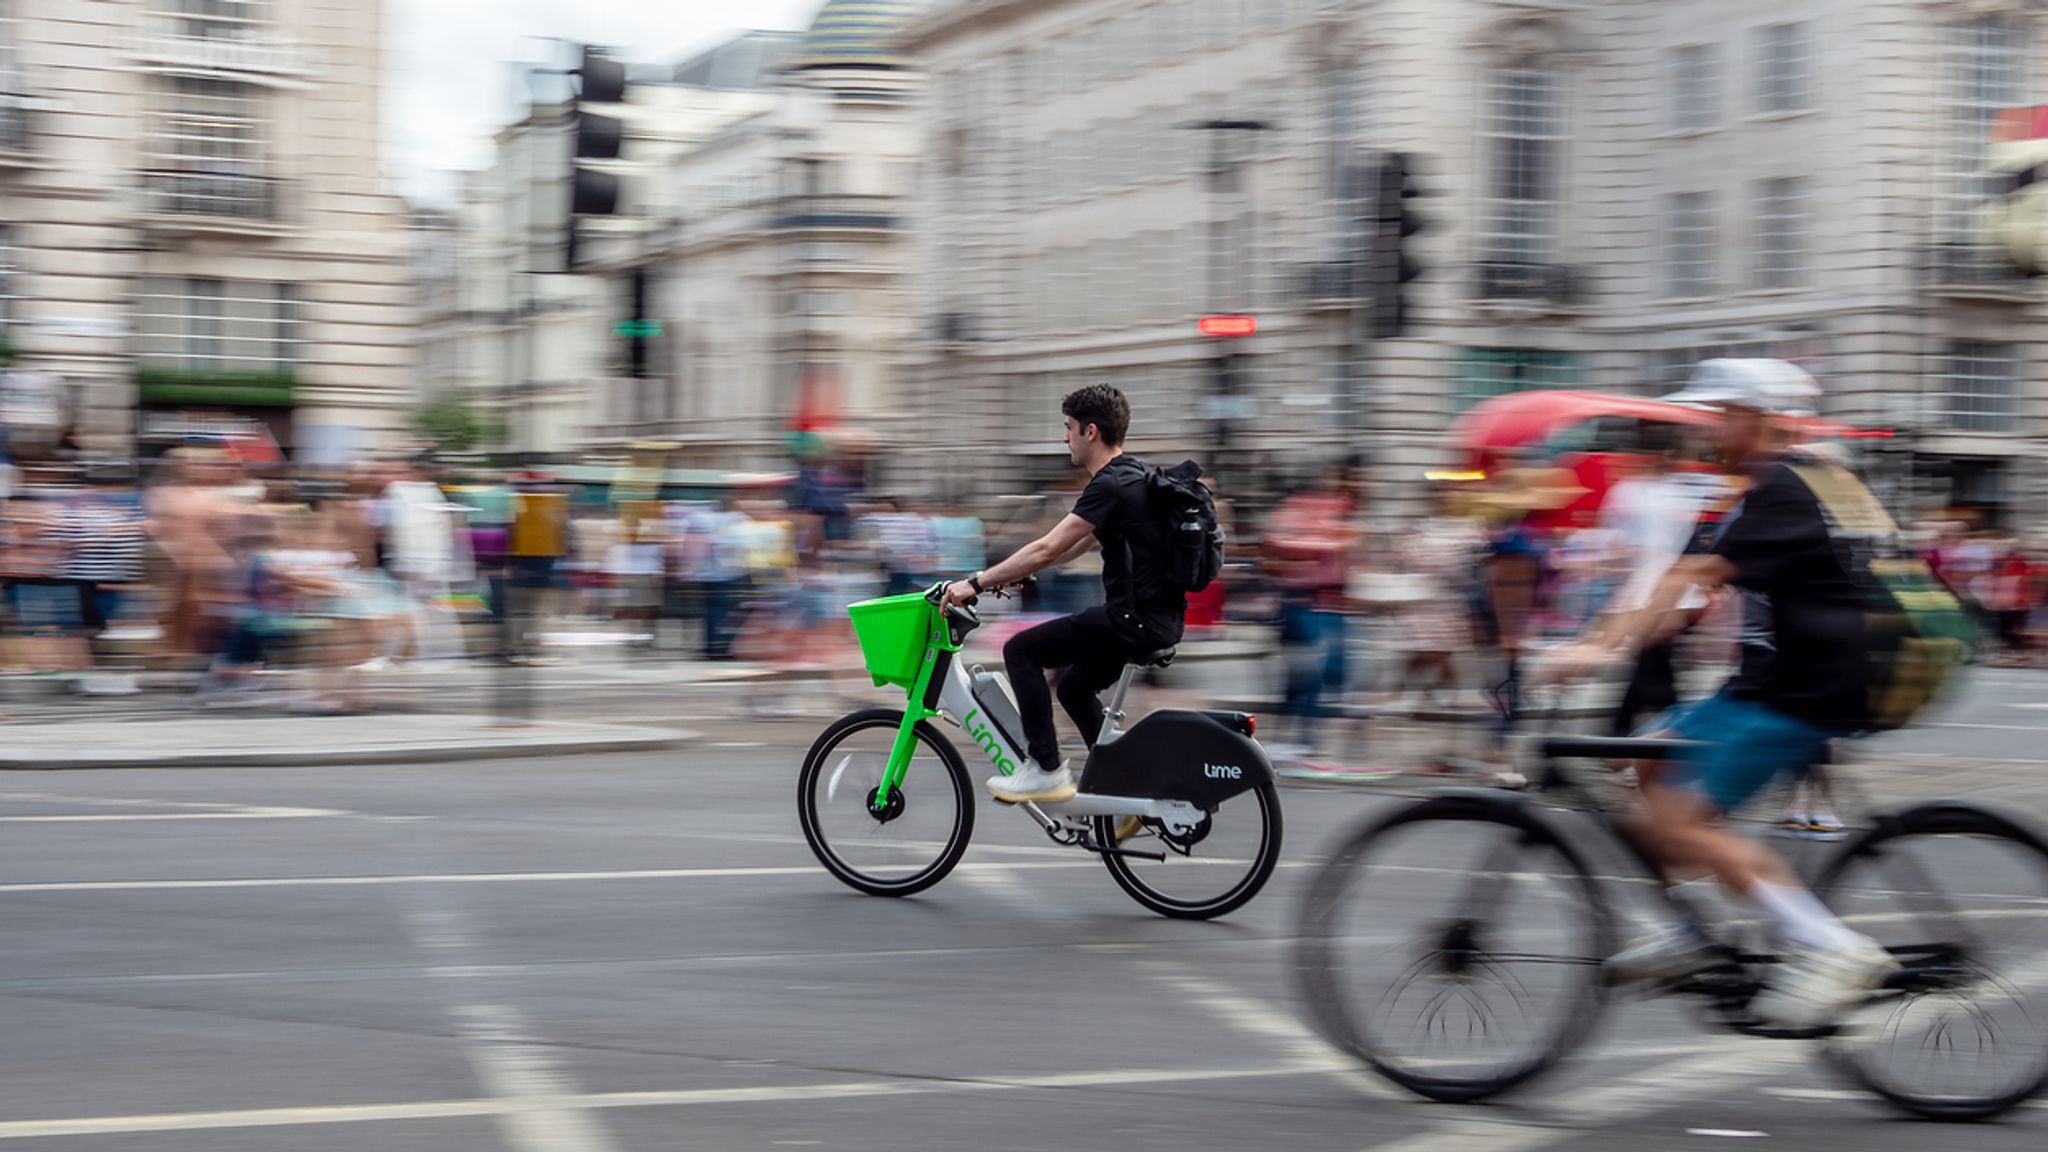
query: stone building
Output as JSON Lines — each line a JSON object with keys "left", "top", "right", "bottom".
{"left": 1, "top": 0, "right": 415, "bottom": 459}
{"left": 901, "top": 0, "right": 2048, "bottom": 525}
{"left": 578, "top": 3, "right": 925, "bottom": 476}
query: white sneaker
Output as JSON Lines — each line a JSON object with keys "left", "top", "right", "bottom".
{"left": 1749, "top": 934, "right": 1899, "bottom": 1030}
{"left": 986, "top": 761, "right": 1077, "bottom": 803}
{"left": 1603, "top": 924, "right": 1719, "bottom": 987}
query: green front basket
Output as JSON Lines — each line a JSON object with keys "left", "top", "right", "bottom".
{"left": 847, "top": 593, "right": 937, "bottom": 688}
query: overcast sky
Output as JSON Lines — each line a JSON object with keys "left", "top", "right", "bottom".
{"left": 382, "top": 0, "right": 825, "bottom": 206}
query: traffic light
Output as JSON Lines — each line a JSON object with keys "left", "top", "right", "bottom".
{"left": 1367, "top": 152, "right": 1426, "bottom": 338}
{"left": 568, "top": 46, "right": 627, "bottom": 269}
{"left": 622, "top": 265, "right": 653, "bottom": 379}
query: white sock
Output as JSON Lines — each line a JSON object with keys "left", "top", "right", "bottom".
{"left": 1745, "top": 878, "right": 1861, "bottom": 951}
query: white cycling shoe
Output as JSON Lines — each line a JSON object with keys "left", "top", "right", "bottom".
{"left": 986, "top": 761, "right": 1077, "bottom": 803}
{"left": 1749, "top": 934, "right": 1899, "bottom": 1030}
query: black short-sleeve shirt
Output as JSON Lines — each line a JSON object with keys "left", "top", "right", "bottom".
{"left": 1709, "top": 460, "right": 1869, "bottom": 730}
{"left": 1071, "top": 455, "right": 1187, "bottom": 646}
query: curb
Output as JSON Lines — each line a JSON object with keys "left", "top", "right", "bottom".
{"left": 0, "top": 725, "right": 697, "bottom": 771}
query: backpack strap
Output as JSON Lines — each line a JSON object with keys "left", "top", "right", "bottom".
{"left": 1788, "top": 462, "right": 1897, "bottom": 541}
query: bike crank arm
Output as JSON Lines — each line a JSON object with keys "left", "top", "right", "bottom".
{"left": 1077, "top": 835, "right": 1167, "bottom": 863}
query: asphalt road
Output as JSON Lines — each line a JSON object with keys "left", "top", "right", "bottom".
{"left": 3, "top": 672, "right": 2048, "bottom": 1149}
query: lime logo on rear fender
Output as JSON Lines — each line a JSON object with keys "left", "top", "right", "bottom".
{"left": 963, "top": 709, "right": 1018, "bottom": 774}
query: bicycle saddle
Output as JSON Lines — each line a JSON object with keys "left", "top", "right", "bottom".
{"left": 1131, "top": 646, "right": 1177, "bottom": 669}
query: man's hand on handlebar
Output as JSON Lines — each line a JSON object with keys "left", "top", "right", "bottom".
{"left": 942, "top": 574, "right": 1031, "bottom": 608}
{"left": 1544, "top": 642, "right": 1623, "bottom": 684}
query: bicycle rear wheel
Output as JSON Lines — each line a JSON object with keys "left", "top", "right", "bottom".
{"left": 1296, "top": 792, "right": 1613, "bottom": 1102}
{"left": 1095, "top": 781, "right": 1282, "bottom": 920}
{"left": 1814, "top": 801, "right": 2048, "bottom": 1120}
{"left": 798, "top": 709, "right": 973, "bottom": 897}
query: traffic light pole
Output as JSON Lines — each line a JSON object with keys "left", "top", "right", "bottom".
{"left": 1186, "top": 118, "right": 1269, "bottom": 466}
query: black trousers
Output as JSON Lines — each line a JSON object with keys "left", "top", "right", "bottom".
{"left": 1003, "top": 605, "right": 1154, "bottom": 770}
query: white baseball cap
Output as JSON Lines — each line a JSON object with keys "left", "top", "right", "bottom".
{"left": 1662, "top": 358, "right": 1821, "bottom": 416}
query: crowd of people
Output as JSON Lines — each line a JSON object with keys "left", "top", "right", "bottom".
{"left": 1, "top": 430, "right": 2042, "bottom": 735}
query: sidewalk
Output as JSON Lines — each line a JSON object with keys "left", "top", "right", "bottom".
{"left": 0, "top": 714, "right": 692, "bottom": 770}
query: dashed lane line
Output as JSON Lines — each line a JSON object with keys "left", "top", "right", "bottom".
{"left": 0, "top": 1060, "right": 1350, "bottom": 1141}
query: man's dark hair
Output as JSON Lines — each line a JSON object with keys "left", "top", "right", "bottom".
{"left": 1061, "top": 383, "right": 1130, "bottom": 447}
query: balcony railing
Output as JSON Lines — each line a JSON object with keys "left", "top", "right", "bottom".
{"left": 1474, "top": 260, "right": 1580, "bottom": 304}
{"left": 140, "top": 170, "right": 287, "bottom": 231}
{"left": 1297, "top": 260, "right": 1357, "bottom": 306}
{"left": 770, "top": 194, "right": 898, "bottom": 232}
{"left": 1926, "top": 242, "right": 2034, "bottom": 296}
{"left": 126, "top": 14, "right": 319, "bottom": 84}
{"left": 0, "top": 101, "right": 29, "bottom": 164}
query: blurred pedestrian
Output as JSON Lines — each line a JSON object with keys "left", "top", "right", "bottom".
{"left": 1262, "top": 460, "right": 1362, "bottom": 770}
{"left": 380, "top": 458, "right": 472, "bottom": 666}
{"left": 860, "top": 497, "right": 935, "bottom": 597}
{"left": 146, "top": 446, "right": 248, "bottom": 665}
{"left": 1593, "top": 426, "right": 1710, "bottom": 739}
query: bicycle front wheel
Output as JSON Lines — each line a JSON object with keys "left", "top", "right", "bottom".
{"left": 1815, "top": 801, "right": 2048, "bottom": 1120}
{"left": 798, "top": 709, "right": 974, "bottom": 897}
{"left": 1095, "top": 781, "right": 1282, "bottom": 920}
{"left": 1296, "top": 792, "right": 1613, "bottom": 1103}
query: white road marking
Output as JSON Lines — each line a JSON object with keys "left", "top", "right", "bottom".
{"left": 1135, "top": 959, "right": 1405, "bottom": 1102}
{"left": 1359, "top": 1040, "right": 1802, "bottom": 1152}
{"left": 0, "top": 809, "right": 347, "bottom": 823}
{"left": 0, "top": 1060, "right": 1345, "bottom": 1140}
{"left": 1764, "top": 1086, "right": 2047, "bottom": 1109}
{"left": 0, "top": 859, "right": 1104, "bottom": 895}
{"left": 0, "top": 792, "right": 352, "bottom": 821}
{"left": 1687, "top": 1129, "right": 1769, "bottom": 1138}
{"left": 392, "top": 871, "right": 623, "bottom": 1151}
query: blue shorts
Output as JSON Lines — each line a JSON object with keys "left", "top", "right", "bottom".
{"left": 1661, "top": 690, "right": 1837, "bottom": 814}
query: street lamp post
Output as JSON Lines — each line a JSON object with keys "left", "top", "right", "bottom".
{"left": 1183, "top": 118, "right": 1271, "bottom": 468}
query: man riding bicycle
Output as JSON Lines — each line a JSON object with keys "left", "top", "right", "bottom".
{"left": 1558, "top": 359, "right": 1898, "bottom": 1029}
{"left": 943, "top": 385, "right": 1185, "bottom": 804}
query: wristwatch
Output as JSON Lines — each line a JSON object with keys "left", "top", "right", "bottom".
{"left": 968, "top": 572, "right": 985, "bottom": 593}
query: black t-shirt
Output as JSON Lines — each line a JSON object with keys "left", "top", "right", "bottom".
{"left": 1072, "top": 455, "right": 1186, "bottom": 646}
{"left": 1710, "top": 460, "right": 1868, "bottom": 730}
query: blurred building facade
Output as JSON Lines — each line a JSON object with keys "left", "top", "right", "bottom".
{"left": 0, "top": 0, "right": 414, "bottom": 461}
{"left": 578, "top": 4, "right": 924, "bottom": 475}
{"left": 448, "top": 67, "right": 609, "bottom": 459}
{"left": 901, "top": 0, "right": 2048, "bottom": 526}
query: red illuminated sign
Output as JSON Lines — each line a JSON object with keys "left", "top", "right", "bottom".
{"left": 1197, "top": 315, "right": 1258, "bottom": 337}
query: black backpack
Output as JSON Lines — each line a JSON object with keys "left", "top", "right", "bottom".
{"left": 1789, "top": 461, "right": 1975, "bottom": 731}
{"left": 1146, "top": 459, "right": 1224, "bottom": 592}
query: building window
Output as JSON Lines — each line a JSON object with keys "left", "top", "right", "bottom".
{"left": 1651, "top": 335, "right": 1828, "bottom": 395}
{"left": 791, "top": 290, "right": 848, "bottom": 316}
{"left": 136, "top": 277, "right": 300, "bottom": 372}
{"left": 159, "top": 0, "right": 271, "bottom": 38}
{"left": 145, "top": 77, "right": 272, "bottom": 218}
{"left": 1479, "top": 65, "right": 1565, "bottom": 266}
{"left": 0, "top": 224, "right": 18, "bottom": 338}
{"left": 1454, "top": 349, "right": 1577, "bottom": 411}
{"left": 1754, "top": 177, "right": 1809, "bottom": 288}
{"left": 1671, "top": 44, "right": 1722, "bottom": 132}
{"left": 1755, "top": 22, "right": 1811, "bottom": 114}
{"left": 802, "top": 242, "right": 860, "bottom": 263}
{"left": 1666, "top": 192, "right": 1717, "bottom": 297}
{"left": 1942, "top": 16, "right": 2026, "bottom": 244}
{"left": 0, "top": 0, "right": 18, "bottom": 90}
{"left": 1938, "top": 341, "right": 2017, "bottom": 433}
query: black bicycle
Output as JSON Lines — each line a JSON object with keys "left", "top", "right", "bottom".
{"left": 1295, "top": 732, "right": 2048, "bottom": 1120}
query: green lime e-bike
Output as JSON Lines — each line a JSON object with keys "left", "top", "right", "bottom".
{"left": 797, "top": 584, "right": 1283, "bottom": 919}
